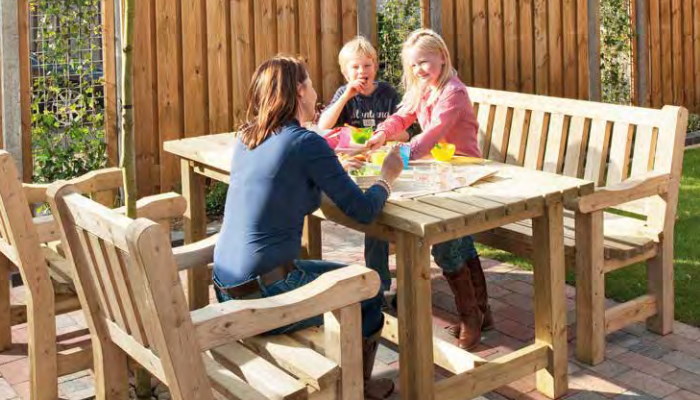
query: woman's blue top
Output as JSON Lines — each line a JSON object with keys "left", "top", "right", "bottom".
{"left": 213, "top": 120, "right": 389, "bottom": 286}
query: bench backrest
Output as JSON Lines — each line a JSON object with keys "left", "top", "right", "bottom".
{"left": 48, "top": 182, "right": 215, "bottom": 400}
{"left": 468, "top": 88, "right": 688, "bottom": 228}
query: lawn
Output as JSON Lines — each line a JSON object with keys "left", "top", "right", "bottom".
{"left": 477, "top": 147, "right": 700, "bottom": 327}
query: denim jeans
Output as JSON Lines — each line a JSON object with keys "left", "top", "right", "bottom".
{"left": 365, "top": 235, "right": 479, "bottom": 291}
{"left": 213, "top": 259, "right": 384, "bottom": 338}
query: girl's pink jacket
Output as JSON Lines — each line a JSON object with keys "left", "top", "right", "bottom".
{"left": 376, "top": 75, "right": 481, "bottom": 159}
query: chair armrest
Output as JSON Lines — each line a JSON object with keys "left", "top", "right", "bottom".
{"left": 565, "top": 172, "right": 671, "bottom": 213}
{"left": 191, "top": 264, "right": 380, "bottom": 350}
{"left": 23, "top": 167, "right": 123, "bottom": 204}
{"left": 113, "top": 192, "right": 188, "bottom": 221}
{"left": 173, "top": 233, "right": 218, "bottom": 271}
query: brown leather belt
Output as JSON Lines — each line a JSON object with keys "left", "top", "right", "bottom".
{"left": 219, "top": 261, "right": 296, "bottom": 298}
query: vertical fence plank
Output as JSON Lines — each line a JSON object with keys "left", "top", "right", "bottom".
{"left": 472, "top": 0, "right": 489, "bottom": 87}
{"left": 521, "top": 0, "right": 535, "bottom": 93}
{"left": 421, "top": 0, "right": 431, "bottom": 28}
{"left": 254, "top": 0, "right": 278, "bottom": 66}
{"left": 207, "top": 0, "right": 232, "bottom": 133}
{"left": 277, "top": 0, "right": 299, "bottom": 54}
{"left": 231, "top": 0, "right": 255, "bottom": 126}
{"left": 488, "top": 0, "right": 505, "bottom": 90}
{"left": 562, "top": 0, "right": 578, "bottom": 99}
{"left": 534, "top": 0, "right": 549, "bottom": 94}
{"left": 455, "top": 0, "right": 473, "bottom": 85}
{"left": 659, "top": 0, "right": 673, "bottom": 105}
{"left": 182, "top": 0, "right": 209, "bottom": 137}
{"left": 155, "top": 0, "right": 184, "bottom": 192}
{"left": 299, "top": 0, "right": 322, "bottom": 93}
{"left": 649, "top": 0, "right": 662, "bottom": 108}
{"left": 682, "top": 0, "right": 695, "bottom": 109}
{"left": 321, "top": 0, "right": 342, "bottom": 102}
{"left": 576, "top": 0, "right": 589, "bottom": 99}
{"left": 695, "top": 0, "right": 700, "bottom": 109}
{"left": 441, "top": 0, "right": 456, "bottom": 60}
{"left": 631, "top": 0, "right": 650, "bottom": 106}
{"left": 671, "top": 0, "right": 683, "bottom": 105}
{"left": 357, "top": 0, "right": 377, "bottom": 46}
{"left": 587, "top": 0, "right": 600, "bottom": 101}
{"left": 503, "top": 0, "right": 519, "bottom": 92}
{"left": 548, "top": 0, "right": 563, "bottom": 97}
{"left": 341, "top": 0, "right": 358, "bottom": 42}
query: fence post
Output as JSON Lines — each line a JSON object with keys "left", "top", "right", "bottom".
{"left": 587, "top": 0, "right": 601, "bottom": 101}
{"left": 430, "top": 0, "right": 442, "bottom": 34}
{"left": 633, "top": 0, "right": 650, "bottom": 107}
{"left": 0, "top": 0, "right": 23, "bottom": 176}
{"left": 357, "top": 0, "right": 377, "bottom": 47}
{"left": 420, "top": 0, "right": 430, "bottom": 28}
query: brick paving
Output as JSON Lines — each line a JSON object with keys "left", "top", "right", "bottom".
{"left": 1, "top": 222, "right": 700, "bottom": 399}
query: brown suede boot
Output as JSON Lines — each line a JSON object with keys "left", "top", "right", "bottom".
{"left": 445, "top": 258, "right": 494, "bottom": 340}
{"left": 362, "top": 331, "right": 395, "bottom": 399}
{"left": 443, "top": 267, "right": 483, "bottom": 350}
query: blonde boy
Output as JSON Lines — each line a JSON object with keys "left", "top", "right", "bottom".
{"left": 318, "top": 36, "right": 402, "bottom": 131}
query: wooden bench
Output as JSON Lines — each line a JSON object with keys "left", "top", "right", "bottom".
{"left": 48, "top": 180, "right": 379, "bottom": 400}
{"left": 0, "top": 150, "right": 187, "bottom": 400}
{"left": 467, "top": 88, "right": 688, "bottom": 365}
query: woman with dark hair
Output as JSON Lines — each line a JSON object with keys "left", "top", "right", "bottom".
{"left": 212, "top": 55, "right": 403, "bottom": 399}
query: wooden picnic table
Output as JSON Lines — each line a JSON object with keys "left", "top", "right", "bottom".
{"left": 164, "top": 132, "right": 594, "bottom": 400}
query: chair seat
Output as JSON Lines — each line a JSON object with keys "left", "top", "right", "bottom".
{"left": 475, "top": 210, "right": 660, "bottom": 264}
{"left": 206, "top": 327, "right": 341, "bottom": 400}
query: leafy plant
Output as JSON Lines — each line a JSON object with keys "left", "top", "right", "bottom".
{"left": 377, "top": 0, "right": 421, "bottom": 91}
{"left": 600, "top": 0, "right": 633, "bottom": 105}
{"left": 29, "top": 0, "right": 107, "bottom": 183}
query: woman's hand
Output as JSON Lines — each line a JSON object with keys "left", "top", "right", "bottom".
{"left": 380, "top": 145, "right": 403, "bottom": 184}
{"left": 366, "top": 131, "right": 387, "bottom": 150}
{"left": 340, "top": 157, "right": 364, "bottom": 171}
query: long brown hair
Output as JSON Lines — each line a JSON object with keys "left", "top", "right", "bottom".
{"left": 238, "top": 55, "right": 309, "bottom": 149}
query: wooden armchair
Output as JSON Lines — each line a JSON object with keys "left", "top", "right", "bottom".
{"left": 48, "top": 180, "right": 379, "bottom": 400}
{"left": 0, "top": 150, "right": 186, "bottom": 400}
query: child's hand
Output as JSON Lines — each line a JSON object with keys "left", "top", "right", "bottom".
{"left": 345, "top": 78, "right": 368, "bottom": 98}
{"left": 366, "top": 131, "right": 387, "bottom": 150}
{"left": 380, "top": 145, "right": 403, "bottom": 184}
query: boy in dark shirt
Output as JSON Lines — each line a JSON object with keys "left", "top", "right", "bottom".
{"left": 319, "top": 36, "right": 406, "bottom": 296}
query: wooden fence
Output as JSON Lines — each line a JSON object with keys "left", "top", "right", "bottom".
{"left": 632, "top": 0, "right": 700, "bottom": 113}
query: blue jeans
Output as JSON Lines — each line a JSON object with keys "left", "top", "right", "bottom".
{"left": 365, "top": 235, "right": 479, "bottom": 291}
{"left": 213, "top": 260, "right": 384, "bottom": 338}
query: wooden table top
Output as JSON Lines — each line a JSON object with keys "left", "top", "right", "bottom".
{"left": 165, "top": 133, "right": 595, "bottom": 238}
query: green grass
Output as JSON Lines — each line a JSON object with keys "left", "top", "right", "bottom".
{"left": 477, "top": 148, "right": 700, "bottom": 327}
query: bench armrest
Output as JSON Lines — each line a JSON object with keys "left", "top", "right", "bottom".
{"left": 191, "top": 264, "right": 380, "bottom": 350}
{"left": 24, "top": 167, "right": 123, "bottom": 204}
{"left": 173, "top": 233, "right": 218, "bottom": 271}
{"left": 566, "top": 172, "right": 671, "bottom": 213}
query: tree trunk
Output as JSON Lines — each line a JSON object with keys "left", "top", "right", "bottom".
{"left": 120, "top": 0, "right": 136, "bottom": 218}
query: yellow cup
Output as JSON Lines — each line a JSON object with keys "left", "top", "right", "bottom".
{"left": 431, "top": 143, "right": 456, "bottom": 162}
{"left": 370, "top": 150, "right": 388, "bottom": 165}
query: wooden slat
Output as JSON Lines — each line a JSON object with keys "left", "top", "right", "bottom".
{"left": 547, "top": 0, "right": 563, "bottom": 97}
{"left": 133, "top": 0, "right": 158, "bottom": 195}
{"left": 583, "top": 119, "right": 612, "bottom": 186}
{"left": 488, "top": 0, "right": 505, "bottom": 89}
{"left": 504, "top": 0, "right": 519, "bottom": 91}
{"left": 671, "top": 0, "right": 683, "bottom": 105}
{"left": 576, "top": 0, "right": 590, "bottom": 99}
{"left": 523, "top": 110, "right": 548, "bottom": 170}
{"left": 630, "top": 125, "right": 656, "bottom": 177}
{"left": 299, "top": 0, "right": 322, "bottom": 99}
{"left": 562, "top": 116, "right": 588, "bottom": 178}
{"left": 563, "top": 0, "right": 578, "bottom": 98}
{"left": 659, "top": 0, "right": 673, "bottom": 104}
{"left": 605, "top": 294, "right": 657, "bottom": 334}
{"left": 506, "top": 108, "right": 529, "bottom": 165}
{"left": 441, "top": 0, "right": 456, "bottom": 59}
{"left": 86, "top": 234, "right": 128, "bottom": 331}
{"left": 182, "top": 0, "right": 209, "bottom": 137}
{"left": 277, "top": 0, "right": 299, "bottom": 54}
{"left": 206, "top": 0, "right": 232, "bottom": 133}
{"left": 488, "top": 105, "right": 511, "bottom": 162}
{"left": 476, "top": 102, "right": 494, "bottom": 155}
{"left": 649, "top": 0, "right": 662, "bottom": 108}
{"left": 455, "top": 0, "right": 473, "bottom": 85}
{"left": 77, "top": 230, "right": 116, "bottom": 324}
{"left": 323, "top": 306, "right": 363, "bottom": 400}
{"left": 542, "top": 113, "right": 567, "bottom": 174}
{"left": 472, "top": 0, "right": 489, "bottom": 87}
{"left": 606, "top": 123, "right": 634, "bottom": 185}
{"left": 694, "top": 0, "right": 700, "bottom": 108}
{"left": 253, "top": 0, "right": 278, "bottom": 66}
{"left": 521, "top": 0, "right": 536, "bottom": 93}
{"left": 682, "top": 0, "right": 695, "bottom": 108}
{"left": 201, "top": 354, "right": 268, "bottom": 400}
{"left": 231, "top": 0, "right": 255, "bottom": 125}
{"left": 534, "top": 0, "right": 549, "bottom": 94}
{"left": 341, "top": 0, "right": 358, "bottom": 43}
{"left": 321, "top": 0, "right": 342, "bottom": 102}
{"left": 155, "top": 0, "right": 184, "bottom": 192}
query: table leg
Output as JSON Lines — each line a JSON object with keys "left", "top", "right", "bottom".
{"left": 181, "top": 159, "right": 209, "bottom": 310}
{"left": 532, "top": 201, "right": 568, "bottom": 398}
{"left": 301, "top": 214, "right": 322, "bottom": 259}
{"left": 396, "top": 232, "right": 435, "bottom": 400}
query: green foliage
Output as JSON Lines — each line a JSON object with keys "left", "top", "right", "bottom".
{"left": 377, "top": 0, "right": 421, "bottom": 91}
{"left": 29, "top": 0, "right": 106, "bottom": 183}
{"left": 206, "top": 182, "right": 228, "bottom": 217}
{"left": 600, "top": 0, "right": 633, "bottom": 105}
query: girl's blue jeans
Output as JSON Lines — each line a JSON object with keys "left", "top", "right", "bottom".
{"left": 213, "top": 259, "right": 384, "bottom": 338}
{"left": 364, "top": 235, "right": 479, "bottom": 292}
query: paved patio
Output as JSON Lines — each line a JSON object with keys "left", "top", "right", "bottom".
{"left": 1, "top": 222, "right": 700, "bottom": 399}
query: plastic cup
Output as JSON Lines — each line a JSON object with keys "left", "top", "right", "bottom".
{"left": 398, "top": 145, "right": 410, "bottom": 169}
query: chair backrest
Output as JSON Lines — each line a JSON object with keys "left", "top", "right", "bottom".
{"left": 468, "top": 88, "right": 688, "bottom": 227}
{"left": 48, "top": 181, "right": 215, "bottom": 400}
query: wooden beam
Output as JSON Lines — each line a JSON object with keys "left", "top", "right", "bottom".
{"left": 420, "top": 0, "right": 431, "bottom": 28}
{"left": 357, "top": 0, "right": 377, "bottom": 46}
{"left": 605, "top": 294, "right": 657, "bottom": 334}
{"left": 430, "top": 0, "right": 442, "bottom": 34}
{"left": 587, "top": 0, "right": 601, "bottom": 101}
{"left": 634, "top": 0, "right": 650, "bottom": 106}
